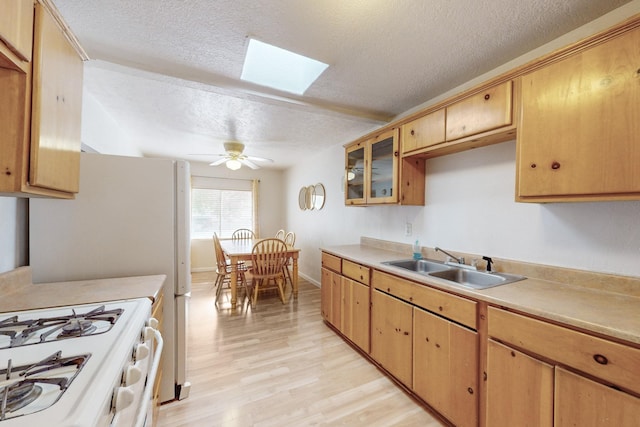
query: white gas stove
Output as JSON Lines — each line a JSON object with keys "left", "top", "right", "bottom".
{"left": 0, "top": 298, "right": 162, "bottom": 426}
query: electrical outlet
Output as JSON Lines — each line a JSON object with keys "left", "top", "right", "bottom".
{"left": 405, "top": 222, "right": 412, "bottom": 236}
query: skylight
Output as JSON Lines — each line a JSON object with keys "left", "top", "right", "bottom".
{"left": 241, "top": 38, "right": 329, "bottom": 95}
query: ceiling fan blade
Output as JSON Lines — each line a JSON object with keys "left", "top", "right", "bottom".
{"left": 240, "top": 158, "right": 260, "bottom": 169}
{"left": 209, "top": 158, "right": 228, "bottom": 166}
{"left": 246, "top": 155, "right": 273, "bottom": 163}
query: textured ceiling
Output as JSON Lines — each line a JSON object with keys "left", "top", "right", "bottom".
{"left": 54, "top": 0, "right": 632, "bottom": 169}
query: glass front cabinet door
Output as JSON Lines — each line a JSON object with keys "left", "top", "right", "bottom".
{"left": 345, "top": 128, "right": 399, "bottom": 205}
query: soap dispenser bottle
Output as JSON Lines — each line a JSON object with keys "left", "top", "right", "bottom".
{"left": 412, "top": 240, "right": 422, "bottom": 260}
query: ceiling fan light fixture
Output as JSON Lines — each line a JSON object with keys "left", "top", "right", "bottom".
{"left": 226, "top": 159, "right": 242, "bottom": 170}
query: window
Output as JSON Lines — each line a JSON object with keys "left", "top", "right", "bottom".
{"left": 191, "top": 177, "right": 256, "bottom": 239}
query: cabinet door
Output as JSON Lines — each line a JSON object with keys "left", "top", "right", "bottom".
{"left": 320, "top": 268, "right": 333, "bottom": 322}
{"left": 367, "top": 128, "right": 399, "bottom": 204}
{"left": 350, "top": 280, "right": 370, "bottom": 353}
{"left": 401, "top": 109, "right": 445, "bottom": 154}
{"left": 340, "top": 276, "right": 352, "bottom": 337}
{"left": 486, "top": 339, "right": 553, "bottom": 427}
{"left": 517, "top": 27, "right": 640, "bottom": 200}
{"left": 446, "top": 80, "right": 512, "bottom": 141}
{"left": 413, "top": 307, "right": 478, "bottom": 427}
{"left": 0, "top": 0, "right": 33, "bottom": 62}
{"left": 371, "top": 289, "right": 412, "bottom": 386}
{"left": 555, "top": 367, "right": 640, "bottom": 427}
{"left": 30, "top": 4, "right": 83, "bottom": 193}
{"left": 345, "top": 141, "right": 366, "bottom": 205}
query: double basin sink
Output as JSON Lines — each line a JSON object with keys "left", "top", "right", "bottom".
{"left": 382, "top": 258, "right": 525, "bottom": 290}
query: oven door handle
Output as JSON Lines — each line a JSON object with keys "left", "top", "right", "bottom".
{"left": 134, "top": 326, "right": 164, "bottom": 427}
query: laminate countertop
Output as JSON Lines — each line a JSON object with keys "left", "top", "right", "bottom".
{"left": 0, "top": 266, "right": 165, "bottom": 313}
{"left": 322, "top": 244, "right": 640, "bottom": 346}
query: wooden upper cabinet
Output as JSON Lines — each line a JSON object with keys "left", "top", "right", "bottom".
{"left": 446, "top": 80, "right": 513, "bottom": 141}
{"left": 345, "top": 128, "right": 425, "bottom": 206}
{"left": 345, "top": 140, "right": 367, "bottom": 205}
{"left": 401, "top": 109, "right": 445, "bottom": 155}
{"left": 30, "top": 3, "right": 83, "bottom": 194}
{"left": 517, "top": 25, "right": 640, "bottom": 202}
{"left": 0, "top": 0, "right": 34, "bottom": 65}
{"left": 0, "top": 2, "right": 84, "bottom": 198}
{"left": 367, "top": 129, "right": 399, "bottom": 204}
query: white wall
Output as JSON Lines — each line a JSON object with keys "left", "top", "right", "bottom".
{"left": 0, "top": 197, "right": 28, "bottom": 273}
{"left": 285, "top": 2, "right": 640, "bottom": 285}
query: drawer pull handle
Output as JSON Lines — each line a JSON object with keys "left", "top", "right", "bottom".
{"left": 593, "top": 354, "right": 608, "bottom": 365}
{"left": 484, "top": 94, "right": 490, "bottom": 100}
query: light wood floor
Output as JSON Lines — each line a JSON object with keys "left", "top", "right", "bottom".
{"left": 156, "top": 272, "right": 445, "bottom": 427}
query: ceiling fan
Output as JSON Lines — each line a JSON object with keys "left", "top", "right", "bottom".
{"left": 199, "top": 141, "right": 274, "bottom": 170}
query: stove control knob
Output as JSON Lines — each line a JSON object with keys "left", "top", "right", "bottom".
{"left": 135, "top": 343, "right": 150, "bottom": 360}
{"left": 113, "top": 386, "right": 135, "bottom": 411}
{"left": 148, "top": 317, "right": 159, "bottom": 329}
{"left": 125, "top": 364, "right": 142, "bottom": 386}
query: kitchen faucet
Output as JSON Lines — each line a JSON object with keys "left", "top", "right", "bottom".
{"left": 435, "top": 247, "right": 465, "bottom": 265}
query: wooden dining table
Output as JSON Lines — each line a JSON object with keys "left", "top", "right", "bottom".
{"left": 219, "top": 238, "right": 301, "bottom": 309}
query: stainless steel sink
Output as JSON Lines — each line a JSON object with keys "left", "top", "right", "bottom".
{"left": 382, "top": 259, "right": 452, "bottom": 273}
{"left": 428, "top": 268, "right": 525, "bottom": 289}
{"left": 382, "top": 258, "right": 526, "bottom": 290}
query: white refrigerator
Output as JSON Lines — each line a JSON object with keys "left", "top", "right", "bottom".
{"left": 29, "top": 152, "right": 191, "bottom": 403}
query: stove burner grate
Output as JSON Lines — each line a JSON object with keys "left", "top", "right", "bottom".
{"left": 0, "top": 351, "right": 90, "bottom": 421}
{"left": 0, "top": 305, "right": 123, "bottom": 348}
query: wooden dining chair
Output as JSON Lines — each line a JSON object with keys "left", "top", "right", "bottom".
{"left": 275, "top": 229, "right": 285, "bottom": 240}
{"left": 249, "top": 238, "right": 289, "bottom": 308}
{"left": 232, "top": 228, "right": 256, "bottom": 240}
{"left": 213, "top": 233, "right": 251, "bottom": 306}
{"left": 282, "top": 232, "right": 296, "bottom": 290}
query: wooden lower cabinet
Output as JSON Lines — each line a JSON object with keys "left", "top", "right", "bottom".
{"left": 413, "top": 307, "right": 478, "bottom": 427}
{"left": 487, "top": 306, "right": 640, "bottom": 427}
{"left": 320, "top": 267, "right": 341, "bottom": 328}
{"left": 486, "top": 339, "right": 554, "bottom": 427}
{"left": 341, "top": 277, "right": 370, "bottom": 352}
{"left": 371, "top": 289, "right": 413, "bottom": 387}
{"left": 555, "top": 367, "right": 640, "bottom": 427}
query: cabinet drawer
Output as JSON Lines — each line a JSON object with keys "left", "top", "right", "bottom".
{"left": 446, "top": 80, "right": 513, "bottom": 141}
{"left": 401, "top": 109, "right": 445, "bottom": 154}
{"left": 321, "top": 252, "right": 341, "bottom": 273}
{"left": 372, "top": 270, "right": 476, "bottom": 329}
{"left": 488, "top": 307, "right": 640, "bottom": 395}
{"left": 342, "top": 259, "right": 370, "bottom": 285}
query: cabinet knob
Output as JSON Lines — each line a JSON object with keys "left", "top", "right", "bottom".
{"left": 410, "top": 129, "right": 415, "bottom": 136}
{"left": 484, "top": 94, "right": 491, "bottom": 100}
{"left": 467, "top": 387, "right": 474, "bottom": 395}
{"left": 530, "top": 163, "right": 537, "bottom": 169}
{"left": 593, "top": 354, "right": 608, "bottom": 365}
{"left": 551, "top": 161, "right": 561, "bottom": 170}
{"left": 394, "top": 151, "right": 399, "bottom": 157}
